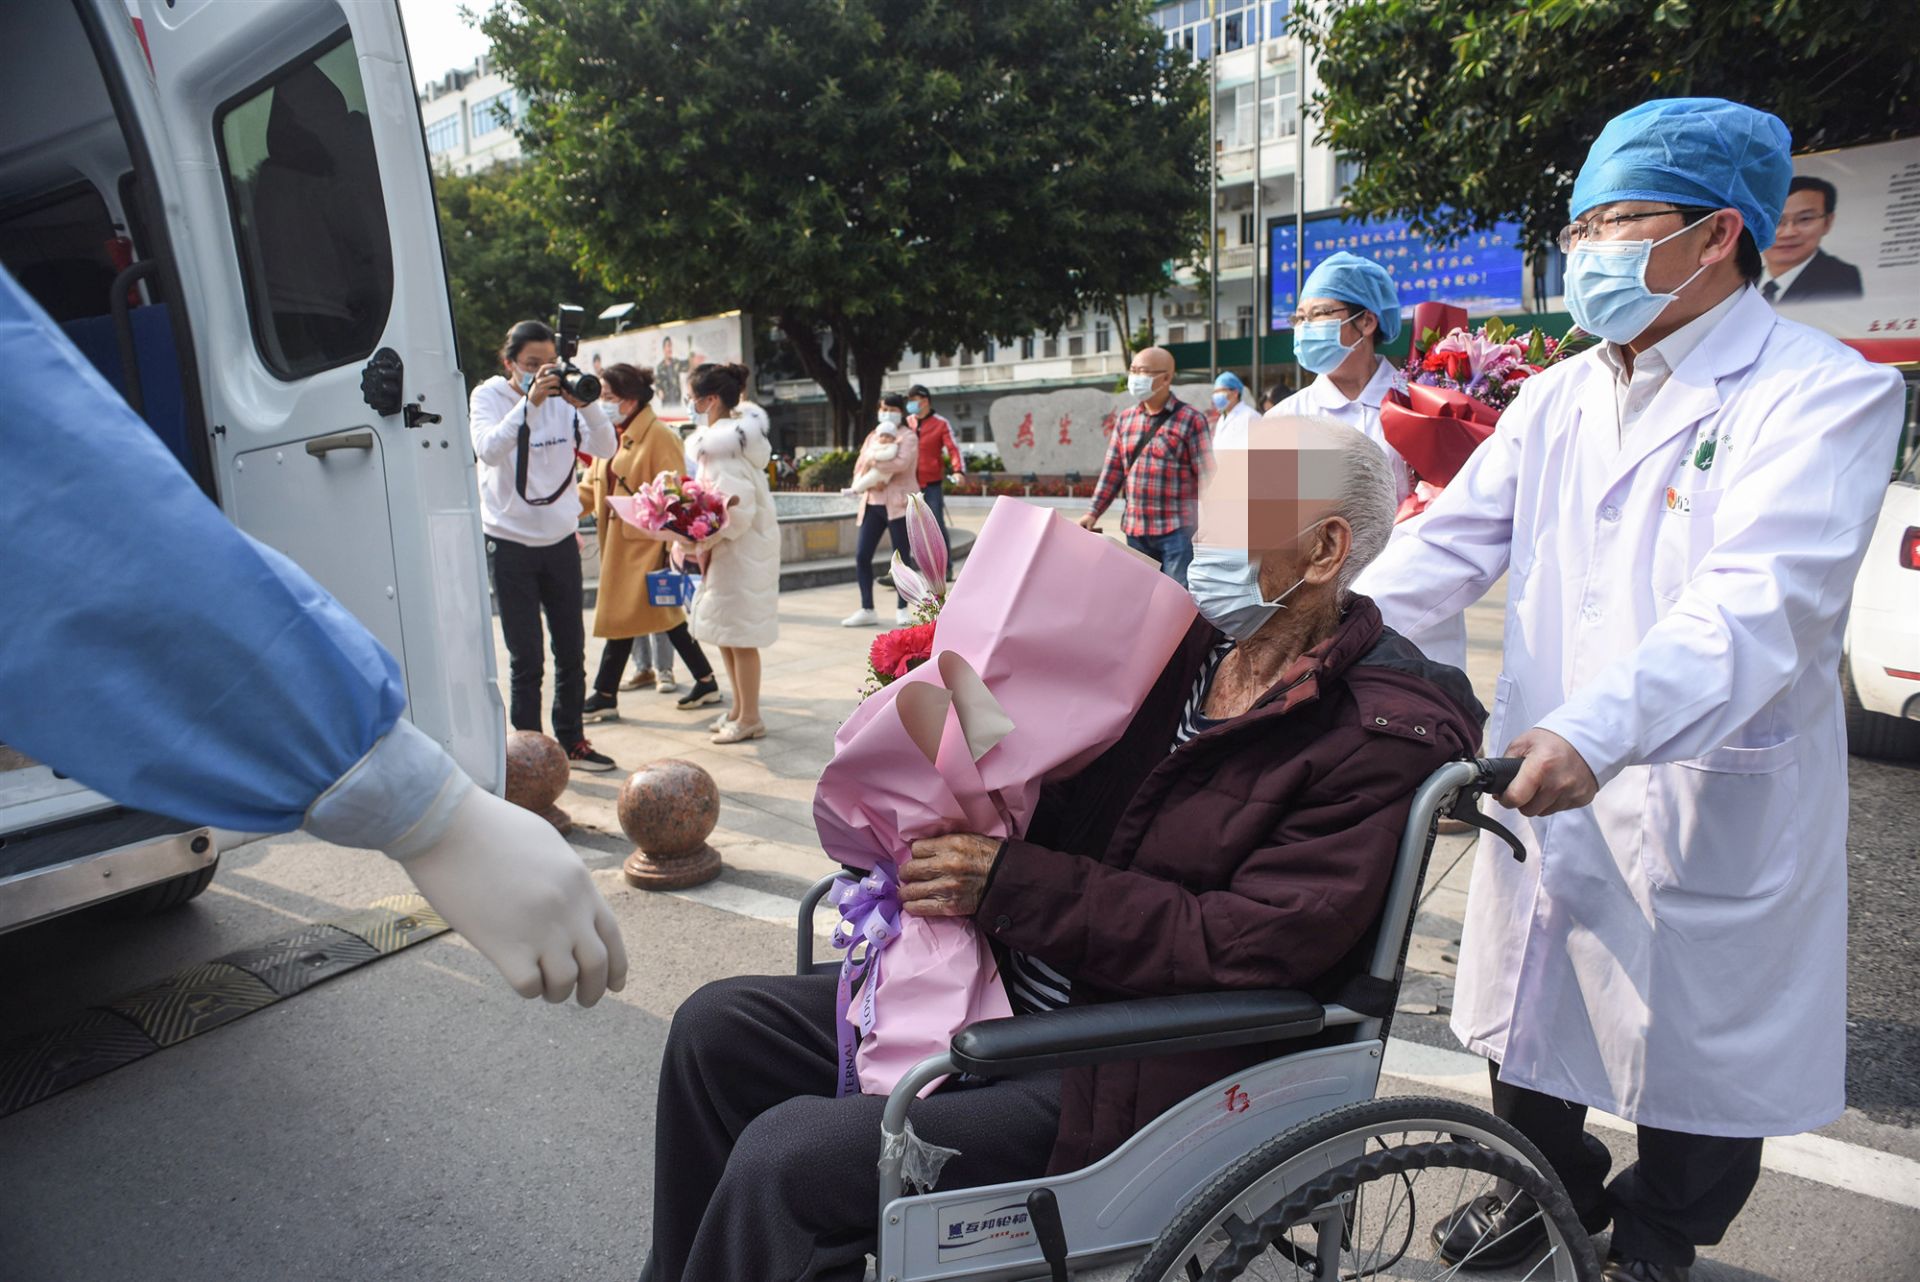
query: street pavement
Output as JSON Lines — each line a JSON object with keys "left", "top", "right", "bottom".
{"left": 2, "top": 502, "right": 1916, "bottom": 1280}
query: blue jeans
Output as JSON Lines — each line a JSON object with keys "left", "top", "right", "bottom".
{"left": 1127, "top": 526, "right": 1195, "bottom": 587}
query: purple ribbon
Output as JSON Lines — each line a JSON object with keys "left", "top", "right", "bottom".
{"left": 830, "top": 864, "right": 902, "bottom": 1097}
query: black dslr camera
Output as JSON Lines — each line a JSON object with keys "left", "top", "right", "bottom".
{"left": 552, "top": 304, "right": 601, "bottom": 403}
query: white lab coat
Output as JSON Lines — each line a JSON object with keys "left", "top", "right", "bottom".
{"left": 1273, "top": 357, "right": 1469, "bottom": 671}
{"left": 1356, "top": 288, "right": 1905, "bottom": 1136}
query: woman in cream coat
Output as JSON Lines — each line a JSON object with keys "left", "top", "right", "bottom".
{"left": 578, "top": 365, "right": 721, "bottom": 721}
{"left": 685, "top": 362, "right": 780, "bottom": 744}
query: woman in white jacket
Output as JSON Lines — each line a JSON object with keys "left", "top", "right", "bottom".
{"left": 684, "top": 363, "right": 780, "bottom": 744}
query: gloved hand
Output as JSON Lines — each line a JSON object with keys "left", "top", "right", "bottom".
{"left": 401, "top": 786, "right": 629, "bottom": 1006}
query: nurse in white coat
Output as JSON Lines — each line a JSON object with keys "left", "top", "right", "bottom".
{"left": 1268, "top": 253, "right": 1470, "bottom": 671}
{"left": 1356, "top": 99, "right": 1905, "bottom": 1281}
{"left": 1209, "top": 370, "right": 1261, "bottom": 444}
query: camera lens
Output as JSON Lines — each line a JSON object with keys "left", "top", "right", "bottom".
{"left": 569, "top": 371, "right": 601, "bottom": 403}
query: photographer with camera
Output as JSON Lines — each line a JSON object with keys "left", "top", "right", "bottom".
{"left": 471, "top": 314, "right": 618, "bottom": 772}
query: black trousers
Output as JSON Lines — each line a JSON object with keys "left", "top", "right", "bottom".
{"left": 488, "top": 534, "right": 586, "bottom": 746}
{"left": 640, "top": 973, "right": 1060, "bottom": 1282}
{"left": 856, "top": 505, "right": 911, "bottom": 610}
{"left": 593, "top": 623, "right": 712, "bottom": 694}
{"left": 1488, "top": 1061, "right": 1763, "bottom": 1267}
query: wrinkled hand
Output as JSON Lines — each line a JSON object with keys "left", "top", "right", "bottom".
{"left": 901, "top": 833, "right": 1002, "bottom": 917}
{"left": 1076, "top": 512, "right": 1102, "bottom": 532}
{"left": 401, "top": 787, "right": 629, "bottom": 1006}
{"left": 1501, "top": 728, "right": 1599, "bottom": 817}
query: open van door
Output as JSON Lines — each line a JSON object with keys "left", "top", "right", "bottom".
{"left": 86, "top": 0, "right": 503, "bottom": 790}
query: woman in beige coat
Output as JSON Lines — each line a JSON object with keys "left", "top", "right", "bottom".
{"left": 683, "top": 362, "right": 780, "bottom": 744}
{"left": 578, "top": 364, "right": 720, "bottom": 722}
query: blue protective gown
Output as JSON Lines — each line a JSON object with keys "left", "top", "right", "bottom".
{"left": 0, "top": 265, "right": 419, "bottom": 837}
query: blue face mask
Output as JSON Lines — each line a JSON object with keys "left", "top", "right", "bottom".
{"left": 1294, "top": 319, "right": 1358, "bottom": 375}
{"left": 1564, "top": 213, "right": 1714, "bottom": 344}
{"left": 1211, "top": 391, "right": 1232, "bottom": 411}
{"left": 1186, "top": 544, "right": 1308, "bottom": 642}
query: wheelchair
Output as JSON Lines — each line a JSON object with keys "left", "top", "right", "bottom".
{"left": 797, "top": 757, "right": 1602, "bottom": 1281}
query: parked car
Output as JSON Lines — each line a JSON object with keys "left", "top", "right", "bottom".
{"left": 1843, "top": 453, "right": 1920, "bottom": 760}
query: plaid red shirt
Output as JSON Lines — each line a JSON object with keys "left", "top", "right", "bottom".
{"left": 1089, "top": 394, "right": 1213, "bottom": 537}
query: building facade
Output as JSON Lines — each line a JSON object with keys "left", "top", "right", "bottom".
{"left": 417, "top": 55, "right": 523, "bottom": 177}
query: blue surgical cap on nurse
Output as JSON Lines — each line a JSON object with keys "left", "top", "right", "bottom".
{"left": 1300, "top": 252, "right": 1402, "bottom": 342}
{"left": 1570, "top": 98, "right": 1793, "bottom": 250}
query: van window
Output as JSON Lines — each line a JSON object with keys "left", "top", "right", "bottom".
{"left": 0, "top": 183, "right": 119, "bottom": 323}
{"left": 215, "top": 31, "right": 394, "bottom": 380}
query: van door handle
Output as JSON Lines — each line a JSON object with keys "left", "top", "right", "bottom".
{"left": 306, "top": 431, "right": 375, "bottom": 457}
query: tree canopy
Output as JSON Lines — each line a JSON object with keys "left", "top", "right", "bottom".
{"left": 1297, "top": 0, "right": 1920, "bottom": 261}
{"left": 481, "top": 0, "right": 1205, "bottom": 442}
{"left": 433, "top": 165, "right": 627, "bottom": 388}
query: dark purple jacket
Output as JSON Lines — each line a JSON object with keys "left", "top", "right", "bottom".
{"left": 976, "top": 597, "right": 1483, "bottom": 1173}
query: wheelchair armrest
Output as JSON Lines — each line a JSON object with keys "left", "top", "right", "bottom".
{"left": 949, "top": 989, "right": 1326, "bottom": 1077}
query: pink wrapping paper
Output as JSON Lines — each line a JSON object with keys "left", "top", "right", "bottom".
{"left": 814, "top": 498, "right": 1199, "bottom": 1096}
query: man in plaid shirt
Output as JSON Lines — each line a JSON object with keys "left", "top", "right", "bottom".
{"left": 1078, "top": 346, "right": 1214, "bottom": 585}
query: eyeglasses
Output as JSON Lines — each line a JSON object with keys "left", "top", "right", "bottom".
{"left": 1289, "top": 306, "right": 1353, "bottom": 327}
{"left": 1127, "top": 365, "right": 1167, "bottom": 376}
{"left": 1778, "top": 211, "right": 1833, "bottom": 232}
{"left": 1557, "top": 208, "right": 1691, "bottom": 254}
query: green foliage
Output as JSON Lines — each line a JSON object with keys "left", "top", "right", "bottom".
{"left": 1297, "top": 0, "right": 1920, "bottom": 259}
{"left": 797, "top": 449, "right": 858, "bottom": 490}
{"left": 481, "top": 0, "right": 1206, "bottom": 442}
{"left": 434, "top": 166, "right": 627, "bottom": 388}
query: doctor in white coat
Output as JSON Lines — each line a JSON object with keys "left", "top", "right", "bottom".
{"left": 1268, "top": 253, "right": 1470, "bottom": 671}
{"left": 1209, "top": 370, "right": 1261, "bottom": 444}
{"left": 1356, "top": 99, "right": 1905, "bottom": 1282}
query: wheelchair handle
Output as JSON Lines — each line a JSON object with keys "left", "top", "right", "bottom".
{"left": 1448, "top": 756, "right": 1528, "bottom": 862}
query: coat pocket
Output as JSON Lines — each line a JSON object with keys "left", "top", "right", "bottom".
{"left": 1642, "top": 736, "right": 1799, "bottom": 899}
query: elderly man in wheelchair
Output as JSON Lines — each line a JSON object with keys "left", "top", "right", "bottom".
{"left": 639, "top": 418, "right": 1598, "bottom": 1282}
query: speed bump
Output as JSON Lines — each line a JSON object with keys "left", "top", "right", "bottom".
{"left": 0, "top": 893, "right": 450, "bottom": 1118}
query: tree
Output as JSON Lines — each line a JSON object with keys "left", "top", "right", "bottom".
{"left": 481, "top": 0, "right": 1205, "bottom": 444}
{"left": 434, "top": 166, "right": 627, "bottom": 388}
{"left": 1296, "top": 0, "right": 1920, "bottom": 262}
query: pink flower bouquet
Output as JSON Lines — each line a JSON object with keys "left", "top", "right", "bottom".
{"left": 607, "top": 471, "right": 731, "bottom": 541}
{"left": 814, "top": 498, "right": 1199, "bottom": 1097}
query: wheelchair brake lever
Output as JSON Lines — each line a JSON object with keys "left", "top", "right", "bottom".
{"left": 1448, "top": 789, "right": 1528, "bottom": 863}
{"left": 1025, "top": 1188, "right": 1070, "bottom": 1282}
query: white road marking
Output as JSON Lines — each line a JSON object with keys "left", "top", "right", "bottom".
{"left": 666, "top": 873, "right": 1920, "bottom": 1212}
{"left": 1386, "top": 1035, "right": 1920, "bottom": 1212}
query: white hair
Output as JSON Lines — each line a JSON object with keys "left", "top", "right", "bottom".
{"left": 1327, "top": 421, "right": 1396, "bottom": 594}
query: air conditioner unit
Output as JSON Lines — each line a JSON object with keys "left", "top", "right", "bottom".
{"left": 1162, "top": 303, "right": 1176, "bottom": 318}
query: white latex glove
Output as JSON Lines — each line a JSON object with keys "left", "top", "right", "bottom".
{"left": 401, "top": 787, "right": 629, "bottom": 1006}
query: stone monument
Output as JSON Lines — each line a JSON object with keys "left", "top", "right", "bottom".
{"left": 618, "top": 759, "right": 722, "bottom": 889}
{"left": 503, "top": 730, "right": 571, "bottom": 834}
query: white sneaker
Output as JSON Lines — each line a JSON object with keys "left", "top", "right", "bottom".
{"left": 656, "top": 675, "right": 679, "bottom": 693}
{"left": 894, "top": 608, "right": 914, "bottom": 626}
{"left": 841, "top": 608, "right": 880, "bottom": 627}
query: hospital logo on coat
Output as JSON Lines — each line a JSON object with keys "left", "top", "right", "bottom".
{"left": 1665, "top": 487, "right": 1693, "bottom": 515}
{"left": 1692, "top": 433, "right": 1718, "bottom": 471}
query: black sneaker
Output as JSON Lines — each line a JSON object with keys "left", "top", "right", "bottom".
{"left": 568, "top": 740, "right": 616, "bottom": 772}
{"left": 676, "top": 676, "right": 722, "bottom": 709}
{"left": 581, "top": 691, "right": 619, "bottom": 723}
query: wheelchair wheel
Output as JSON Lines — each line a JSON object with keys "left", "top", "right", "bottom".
{"left": 1128, "top": 1096, "right": 1600, "bottom": 1281}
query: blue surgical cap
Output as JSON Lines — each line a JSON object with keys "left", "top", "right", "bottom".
{"left": 1300, "top": 252, "right": 1402, "bottom": 341}
{"left": 1213, "top": 371, "right": 1245, "bottom": 393}
{"left": 1571, "top": 98, "right": 1793, "bottom": 250}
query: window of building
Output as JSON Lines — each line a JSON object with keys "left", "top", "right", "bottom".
{"left": 470, "top": 89, "right": 517, "bottom": 139}
{"left": 424, "top": 113, "right": 462, "bottom": 154}
{"left": 939, "top": 352, "right": 953, "bottom": 368}
{"left": 217, "top": 30, "right": 394, "bottom": 380}
{"left": 1261, "top": 69, "right": 1299, "bottom": 141}
{"left": 983, "top": 339, "right": 997, "bottom": 363}
{"left": 1043, "top": 334, "right": 1059, "bottom": 359}
{"left": 1068, "top": 335, "right": 1085, "bottom": 357}
{"left": 918, "top": 350, "right": 931, "bottom": 369}
{"left": 1239, "top": 211, "right": 1256, "bottom": 244}
{"left": 1020, "top": 335, "right": 1035, "bottom": 360}
{"left": 1236, "top": 304, "right": 1255, "bottom": 339}
{"left": 1169, "top": 324, "right": 1188, "bottom": 344}
{"left": 1094, "top": 319, "right": 1112, "bottom": 353}
{"left": 1334, "top": 153, "right": 1364, "bottom": 197}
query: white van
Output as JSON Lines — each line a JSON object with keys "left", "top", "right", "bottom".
{"left": 0, "top": 0, "right": 501, "bottom": 930}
